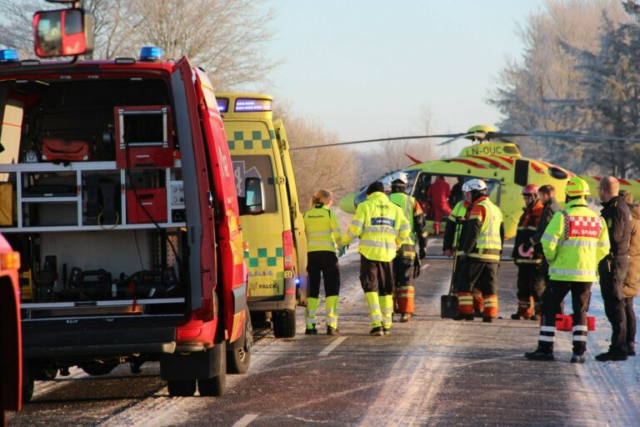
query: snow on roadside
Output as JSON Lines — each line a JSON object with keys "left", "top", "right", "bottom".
{"left": 578, "top": 283, "right": 640, "bottom": 426}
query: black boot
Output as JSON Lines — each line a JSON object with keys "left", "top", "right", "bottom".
{"left": 628, "top": 342, "right": 636, "bottom": 357}
{"left": 452, "top": 313, "right": 474, "bottom": 321}
{"left": 595, "top": 347, "right": 628, "bottom": 362}
{"left": 524, "top": 345, "right": 554, "bottom": 361}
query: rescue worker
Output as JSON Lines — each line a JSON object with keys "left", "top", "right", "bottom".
{"left": 525, "top": 176, "right": 610, "bottom": 363}
{"left": 455, "top": 179, "right": 504, "bottom": 322}
{"left": 303, "top": 189, "right": 342, "bottom": 335}
{"left": 529, "top": 185, "right": 561, "bottom": 287}
{"left": 427, "top": 175, "right": 451, "bottom": 235}
{"left": 342, "top": 182, "right": 410, "bottom": 336}
{"left": 388, "top": 172, "right": 428, "bottom": 322}
{"left": 442, "top": 188, "right": 484, "bottom": 316}
{"left": 511, "top": 184, "right": 545, "bottom": 320}
{"left": 620, "top": 190, "right": 639, "bottom": 356}
{"left": 596, "top": 176, "right": 631, "bottom": 361}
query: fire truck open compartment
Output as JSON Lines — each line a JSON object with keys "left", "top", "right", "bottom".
{"left": 0, "top": 76, "right": 188, "bottom": 321}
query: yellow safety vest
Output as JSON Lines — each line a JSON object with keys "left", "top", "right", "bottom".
{"left": 449, "top": 200, "right": 468, "bottom": 253}
{"left": 467, "top": 198, "right": 503, "bottom": 262}
{"left": 303, "top": 204, "right": 341, "bottom": 254}
{"left": 389, "top": 192, "right": 416, "bottom": 244}
{"left": 342, "top": 192, "right": 411, "bottom": 262}
{"left": 542, "top": 199, "right": 610, "bottom": 282}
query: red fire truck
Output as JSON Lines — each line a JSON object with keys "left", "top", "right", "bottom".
{"left": 0, "top": 2, "right": 252, "bottom": 400}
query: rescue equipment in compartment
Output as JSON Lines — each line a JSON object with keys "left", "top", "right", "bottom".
{"left": 115, "top": 105, "right": 174, "bottom": 169}
{"left": 126, "top": 187, "right": 167, "bottom": 223}
{"left": 41, "top": 139, "right": 91, "bottom": 162}
{"left": 61, "top": 267, "right": 112, "bottom": 301}
{"left": 116, "top": 268, "right": 179, "bottom": 299}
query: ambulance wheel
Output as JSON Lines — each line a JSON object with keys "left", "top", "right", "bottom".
{"left": 228, "top": 309, "right": 252, "bottom": 374}
{"left": 22, "top": 362, "right": 35, "bottom": 403}
{"left": 198, "top": 341, "right": 227, "bottom": 397}
{"left": 167, "top": 379, "right": 196, "bottom": 397}
{"left": 273, "top": 309, "right": 296, "bottom": 338}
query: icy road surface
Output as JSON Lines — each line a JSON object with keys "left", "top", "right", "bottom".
{"left": 8, "top": 240, "right": 640, "bottom": 427}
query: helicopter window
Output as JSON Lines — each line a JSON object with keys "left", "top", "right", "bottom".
{"left": 502, "top": 146, "right": 519, "bottom": 155}
{"left": 548, "top": 166, "right": 568, "bottom": 180}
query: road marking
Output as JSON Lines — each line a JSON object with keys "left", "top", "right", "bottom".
{"left": 319, "top": 337, "right": 347, "bottom": 356}
{"left": 233, "top": 413, "right": 259, "bottom": 427}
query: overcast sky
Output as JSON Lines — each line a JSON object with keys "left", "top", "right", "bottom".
{"left": 258, "top": 0, "right": 548, "bottom": 150}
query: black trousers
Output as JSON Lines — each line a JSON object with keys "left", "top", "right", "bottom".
{"left": 360, "top": 256, "right": 394, "bottom": 296}
{"left": 540, "top": 280, "right": 592, "bottom": 355}
{"left": 458, "top": 260, "right": 499, "bottom": 296}
{"left": 307, "top": 251, "right": 340, "bottom": 298}
{"left": 393, "top": 250, "right": 415, "bottom": 287}
{"left": 598, "top": 258, "right": 629, "bottom": 353}
{"left": 516, "top": 263, "right": 546, "bottom": 303}
{"left": 625, "top": 297, "right": 636, "bottom": 345}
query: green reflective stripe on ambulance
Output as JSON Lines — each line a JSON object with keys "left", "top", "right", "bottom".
{"left": 227, "top": 129, "right": 273, "bottom": 151}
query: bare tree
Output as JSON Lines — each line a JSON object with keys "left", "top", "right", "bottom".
{"left": 0, "top": 0, "right": 277, "bottom": 89}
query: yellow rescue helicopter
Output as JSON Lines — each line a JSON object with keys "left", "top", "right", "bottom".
{"left": 294, "top": 125, "right": 640, "bottom": 239}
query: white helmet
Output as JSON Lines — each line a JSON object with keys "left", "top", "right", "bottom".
{"left": 462, "top": 179, "right": 487, "bottom": 193}
{"left": 390, "top": 171, "right": 408, "bottom": 185}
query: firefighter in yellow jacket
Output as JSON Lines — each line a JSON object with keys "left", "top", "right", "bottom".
{"left": 525, "top": 176, "right": 610, "bottom": 363}
{"left": 455, "top": 179, "right": 504, "bottom": 322}
{"left": 342, "top": 182, "right": 410, "bottom": 336}
{"left": 303, "top": 189, "right": 342, "bottom": 335}
{"left": 388, "top": 172, "right": 428, "bottom": 322}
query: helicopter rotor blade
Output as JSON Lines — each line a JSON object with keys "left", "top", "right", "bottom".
{"left": 435, "top": 132, "right": 483, "bottom": 146}
{"left": 291, "top": 133, "right": 466, "bottom": 151}
{"left": 489, "top": 131, "right": 640, "bottom": 143}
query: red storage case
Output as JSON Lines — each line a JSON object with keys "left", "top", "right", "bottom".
{"left": 555, "top": 314, "right": 596, "bottom": 331}
{"left": 126, "top": 188, "right": 167, "bottom": 224}
{"left": 115, "top": 105, "right": 174, "bottom": 169}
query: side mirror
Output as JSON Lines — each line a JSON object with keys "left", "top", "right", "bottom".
{"left": 33, "top": 8, "right": 94, "bottom": 58}
{"left": 244, "top": 177, "right": 265, "bottom": 215}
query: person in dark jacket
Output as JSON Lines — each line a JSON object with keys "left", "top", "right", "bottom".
{"left": 529, "top": 185, "right": 560, "bottom": 284}
{"left": 596, "top": 176, "right": 631, "bottom": 361}
{"left": 511, "top": 184, "right": 545, "bottom": 320}
{"left": 620, "top": 190, "right": 639, "bottom": 356}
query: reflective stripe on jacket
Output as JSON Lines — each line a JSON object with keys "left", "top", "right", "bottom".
{"left": 542, "top": 198, "right": 610, "bottom": 282}
{"left": 304, "top": 204, "right": 341, "bottom": 253}
{"left": 466, "top": 197, "right": 503, "bottom": 262}
{"left": 342, "top": 192, "right": 411, "bottom": 262}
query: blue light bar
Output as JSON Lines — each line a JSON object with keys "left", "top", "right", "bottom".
{"left": 139, "top": 46, "right": 164, "bottom": 62}
{"left": 217, "top": 98, "right": 229, "bottom": 113}
{"left": 0, "top": 49, "right": 20, "bottom": 63}
{"left": 234, "top": 98, "right": 272, "bottom": 112}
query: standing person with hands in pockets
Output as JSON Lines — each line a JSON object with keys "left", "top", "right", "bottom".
{"left": 303, "top": 189, "right": 343, "bottom": 335}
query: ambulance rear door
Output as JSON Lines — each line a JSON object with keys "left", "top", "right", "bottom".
{"left": 274, "top": 119, "right": 308, "bottom": 306}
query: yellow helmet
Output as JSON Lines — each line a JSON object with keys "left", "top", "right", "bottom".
{"left": 565, "top": 176, "right": 590, "bottom": 197}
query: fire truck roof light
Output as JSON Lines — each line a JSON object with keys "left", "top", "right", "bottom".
{"left": 139, "top": 46, "right": 164, "bottom": 62}
{"left": 0, "top": 49, "right": 20, "bottom": 63}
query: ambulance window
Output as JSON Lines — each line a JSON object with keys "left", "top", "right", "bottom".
{"left": 231, "top": 155, "right": 277, "bottom": 214}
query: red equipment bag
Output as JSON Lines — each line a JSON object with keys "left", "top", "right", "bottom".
{"left": 555, "top": 314, "right": 596, "bottom": 331}
{"left": 42, "top": 139, "right": 90, "bottom": 161}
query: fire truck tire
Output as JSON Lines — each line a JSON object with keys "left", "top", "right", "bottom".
{"left": 22, "top": 362, "right": 35, "bottom": 403}
{"left": 273, "top": 309, "right": 296, "bottom": 338}
{"left": 228, "top": 309, "right": 252, "bottom": 374}
{"left": 167, "top": 379, "right": 196, "bottom": 397}
{"left": 198, "top": 341, "right": 227, "bottom": 397}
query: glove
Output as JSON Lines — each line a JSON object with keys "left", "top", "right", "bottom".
{"left": 518, "top": 243, "right": 534, "bottom": 259}
{"left": 419, "top": 247, "right": 427, "bottom": 259}
{"left": 338, "top": 244, "right": 348, "bottom": 257}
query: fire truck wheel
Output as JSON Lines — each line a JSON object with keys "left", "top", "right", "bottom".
{"left": 228, "top": 309, "right": 252, "bottom": 374}
{"left": 273, "top": 309, "right": 296, "bottom": 338}
{"left": 167, "top": 379, "right": 196, "bottom": 397}
{"left": 22, "top": 362, "right": 35, "bottom": 403}
{"left": 198, "top": 341, "right": 227, "bottom": 397}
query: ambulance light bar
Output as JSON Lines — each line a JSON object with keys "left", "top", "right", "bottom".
{"left": 217, "top": 98, "right": 229, "bottom": 113}
{"left": 234, "top": 98, "right": 272, "bottom": 112}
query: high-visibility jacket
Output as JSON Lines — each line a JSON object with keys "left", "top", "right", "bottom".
{"left": 342, "top": 191, "right": 410, "bottom": 262}
{"left": 542, "top": 198, "right": 610, "bottom": 282}
{"left": 389, "top": 192, "right": 427, "bottom": 248}
{"left": 513, "top": 200, "right": 544, "bottom": 264}
{"left": 461, "top": 196, "right": 503, "bottom": 262}
{"left": 442, "top": 200, "right": 469, "bottom": 255}
{"left": 303, "top": 204, "right": 341, "bottom": 254}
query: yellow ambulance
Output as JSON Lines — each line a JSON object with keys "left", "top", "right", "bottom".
{"left": 217, "top": 93, "right": 307, "bottom": 338}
